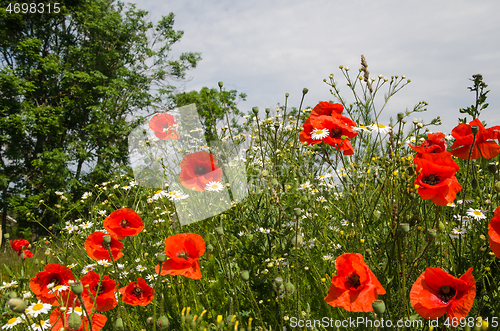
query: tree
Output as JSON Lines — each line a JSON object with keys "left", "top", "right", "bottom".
{"left": 170, "top": 86, "right": 247, "bottom": 144}
{"left": 0, "top": 0, "right": 201, "bottom": 244}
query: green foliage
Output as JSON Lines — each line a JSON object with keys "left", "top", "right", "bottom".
{"left": 0, "top": 0, "right": 201, "bottom": 241}
{"left": 459, "top": 74, "right": 490, "bottom": 121}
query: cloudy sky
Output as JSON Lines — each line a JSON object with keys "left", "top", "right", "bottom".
{"left": 129, "top": 0, "right": 500, "bottom": 135}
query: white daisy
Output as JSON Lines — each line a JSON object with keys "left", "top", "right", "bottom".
{"left": 97, "top": 210, "right": 107, "bottom": 216}
{"left": 55, "top": 191, "right": 64, "bottom": 196}
{"left": 25, "top": 301, "right": 52, "bottom": 318}
{"left": 121, "top": 185, "right": 131, "bottom": 191}
{"left": 353, "top": 125, "right": 371, "bottom": 133}
{"left": 316, "top": 196, "right": 327, "bottom": 203}
{"left": 298, "top": 181, "right": 312, "bottom": 190}
{"left": 310, "top": 128, "right": 329, "bottom": 140}
{"left": 64, "top": 224, "right": 78, "bottom": 233}
{"left": 3, "top": 317, "right": 23, "bottom": 329}
{"left": 117, "top": 263, "right": 125, "bottom": 270}
{"left": 466, "top": 208, "right": 487, "bottom": 220}
{"left": 258, "top": 227, "right": 271, "bottom": 234}
{"left": 80, "top": 222, "right": 94, "bottom": 229}
{"left": 446, "top": 202, "right": 456, "bottom": 207}
{"left": 129, "top": 181, "right": 138, "bottom": 187}
{"left": 67, "top": 306, "right": 84, "bottom": 316}
{"left": 369, "top": 123, "right": 392, "bottom": 135}
{"left": 316, "top": 173, "right": 333, "bottom": 180}
{"left": 81, "top": 264, "right": 96, "bottom": 275}
{"left": 450, "top": 227, "right": 467, "bottom": 239}
{"left": 136, "top": 265, "right": 147, "bottom": 272}
{"left": 97, "top": 260, "right": 112, "bottom": 268}
{"left": 205, "top": 181, "right": 224, "bottom": 192}
{"left": 172, "top": 193, "right": 189, "bottom": 201}
{"left": 67, "top": 263, "right": 77, "bottom": 269}
{"left": 113, "top": 184, "right": 120, "bottom": 189}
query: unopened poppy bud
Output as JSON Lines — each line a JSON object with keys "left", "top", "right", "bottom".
{"left": 495, "top": 182, "right": 500, "bottom": 193}
{"left": 240, "top": 270, "right": 250, "bottom": 281}
{"left": 285, "top": 93, "right": 289, "bottom": 97}
{"left": 218, "top": 81, "right": 223, "bottom": 88}
{"left": 70, "top": 282, "right": 84, "bottom": 295}
{"left": 252, "top": 107, "right": 259, "bottom": 114}
{"left": 156, "top": 254, "right": 167, "bottom": 263}
{"left": 7, "top": 298, "right": 26, "bottom": 313}
{"left": 261, "top": 170, "right": 269, "bottom": 177}
{"left": 397, "top": 112, "right": 404, "bottom": 121}
{"left": 487, "top": 163, "right": 497, "bottom": 173}
{"left": 471, "top": 178, "right": 478, "bottom": 189}
{"left": 102, "top": 235, "right": 112, "bottom": 245}
{"left": 115, "top": 317, "right": 125, "bottom": 331}
{"left": 372, "top": 299, "right": 386, "bottom": 315}
{"left": 265, "top": 108, "right": 270, "bottom": 114}
{"left": 293, "top": 208, "right": 302, "bottom": 216}
{"left": 206, "top": 243, "right": 214, "bottom": 252}
{"left": 285, "top": 282, "right": 295, "bottom": 294}
{"left": 146, "top": 317, "right": 155, "bottom": 326}
{"left": 302, "top": 88, "right": 308, "bottom": 94}
{"left": 3, "top": 233, "right": 9, "bottom": 239}
{"left": 271, "top": 178, "right": 279, "bottom": 186}
{"left": 8, "top": 291, "right": 17, "bottom": 299}
{"left": 341, "top": 135, "right": 348, "bottom": 140}
{"left": 274, "top": 277, "right": 283, "bottom": 287}
{"left": 68, "top": 312, "right": 82, "bottom": 330}
{"left": 254, "top": 136, "right": 260, "bottom": 143}
{"left": 438, "top": 222, "right": 446, "bottom": 232}
{"left": 215, "top": 227, "right": 224, "bottom": 235}
{"left": 292, "top": 233, "right": 303, "bottom": 247}
{"left": 399, "top": 223, "right": 410, "bottom": 233}
{"left": 426, "top": 229, "right": 437, "bottom": 241}
{"left": 471, "top": 125, "right": 479, "bottom": 135}
{"left": 157, "top": 316, "right": 169, "bottom": 329}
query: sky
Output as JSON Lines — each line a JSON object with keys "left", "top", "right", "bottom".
{"left": 128, "top": 0, "right": 500, "bottom": 135}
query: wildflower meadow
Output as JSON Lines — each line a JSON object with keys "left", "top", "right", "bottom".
{"left": 2, "top": 59, "right": 500, "bottom": 331}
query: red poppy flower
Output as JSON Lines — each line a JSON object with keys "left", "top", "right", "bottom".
{"left": 324, "top": 253, "right": 386, "bottom": 312}
{"left": 10, "top": 238, "right": 29, "bottom": 252}
{"left": 310, "top": 102, "right": 345, "bottom": 118}
{"left": 414, "top": 152, "right": 462, "bottom": 206}
{"left": 119, "top": 277, "right": 154, "bottom": 306}
{"left": 299, "top": 115, "right": 358, "bottom": 155}
{"left": 30, "top": 263, "right": 76, "bottom": 306}
{"left": 410, "top": 267, "right": 476, "bottom": 321}
{"left": 148, "top": 113, "right": 180, "bottom": 140}
{"left": 488, "top": 206, "right": 500, "bottom": 258}
{"left": 179, "top": 151, "right": 223, "bottom": 192}
{"left": 50, "top": 303, "right": 107, "bottom": 331}
{"left": 155, "top": 233, "right": 206, "bottom": 279}
{"left": 84, "top": 231, "right": 123, "bottom": 262}
{"left": 103, "top": 208, "right": 144, "bottom": 240}
{"left": 450, "top": 118, "right": 500, "bottom": 160}
{"left": 80, "top": 271, "right": 117, "bottom": 312}
{"left": 410, "top": 132, "right": 447, "bottom": 157}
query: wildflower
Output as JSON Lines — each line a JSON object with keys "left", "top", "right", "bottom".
{"left": 298, "top": 181, "right": 312, "bottom": 190}
{"left": 136, "top": 265, "right": 147, "bottom": 272}
{"left": 410, "top": 267, "right": 476, "bottom": 320}
{"left": 2, "top": 317, "right": 23, "bottom": 330}
{"left": 119, "top": 277, "right": 154, "bottom": 306}
{"left": 30, "top": 320, "right": 50, "bottom": 331}
{"left": 413, "top": 152, "right": 462, "bottom": 206}
{"left": 96, "top": 260, "right": 112, "bottom": 268}
{"left": 80, "top": 222, "right": 93, "bottom": 230}
{"left": 49, "top": 303, "right": 107, "bottom": 331}
{"left": 324, "top": 253, "right": 386, "bottom": 312}
{"left": 488, "top": 206, "right": 500, "bottom": 258}
{"left": 25, "top": 301, "right": 52, "bottom": 318}
{"left": 258, "top": 228, "right": 271, "bottom": 234}
{"left": 450, "top": 228, "right": 467, "bottom": 239}
{"left": 148, "top": 113, "right": 180, "bottom": 140}
{"left": 368, "top": 123, "right": 392, "bottom": 135}
{"left": 84, "top": 231, "right": 123, "bottom": 262}
{"left": 80, "top": 271, "right": 117, "bottom": 312}
{"left": 103, "top": 208, "right": 144, "bottom": 240}
{"left": 450, "top": 118, "right": 500, "bottom": 160}
{"left": 206, "top": 181, "right": 224, "bottom": 192}
{"left": 97, "top": 210, "right": 107, "bottom": 216}
{"left": 30, "top": 264, "right": 75, "bottom": 306}
{"left": 409, "top": 132, "right": 447, "bottom": 157}
{"left": 81, "top": 192, "right": 92, "bottom": 199}
{"left": 353, "top": 125, "right": 371, "bottom": 133}
{"left": 155, "top": 233, "right": 206, "bottom": 279}
{"left": 9, "top": 238, "right": 33, "bottom": 258}
{"left": 64, "top": 225, "right": 79, "bottom": 233}
{"left": 466, "top": 208, "right": 487, "bottom": 220}
{"left": 179, "top": 151, "right": 223, "bottom": 192}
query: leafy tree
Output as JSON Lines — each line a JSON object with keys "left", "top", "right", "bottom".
{"left": 0, "top": 0, "right": 201, "bottom": 245}
{"left": 170, "top": 86, "right": 247, "bottom": 144}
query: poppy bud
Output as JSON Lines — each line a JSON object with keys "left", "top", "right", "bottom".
{"left": 218, "top": 81, "right": 223, "bottom": 88}
{"left": 471, "top": 178, "right": 478, "bottom": 189}
{"left": 252, "top": 107, "right": 259, "bottom": 114}
{"left": 397, "top": 113, "right": 404, "bottom": 121}
{"left": 285, "top": 282, "right": 295, "bottom": 294}
{"left": 426, "top": 229, "right": 437, "bottom": 241}
{"left": 206, "top": 243, "right": 214, "bottom": 252}
{"left": 68, "top": 312, "right": 82, "bottom": 331}
{"left": 3, "top": 233, "right": 9, "bottom": 239}
{"left": 261, "top": 170, "right": 269, "bottom": 177}
{"left": 240, "top": 270, "right": 250, "bottom": 282}
{"left": 8, "top": 291, "right": 17, "bottom": 299}
{"left": 399, "top": 223, "right": 410, "bottom": 233}
{"left": 7, "top": 298, "right": 25, "bottom": 313}
{"left": 146, "top": 317, "right": 155, "bottom": 326}
{"left": 438, "top": 222, "right": 446, "bottom": 232}
{"left": 292, "top": 233, "right": 303, "bottom": 247}
{"left": 274, "top": 277, "right": 283, "bottom": 287}
{"left": 156, "top": 254, "right": 167, "bottom": 263}
{"left": 302, "top": 88, "right": 308, "bottom": 95}
{"left": 495, "top": 182, "right": 500, "bottom": 193}
{"left": 265, "top": 108, "right": 270, "bottom": 115}
{"left": 271, "top": 178, "right": 279, "bottom": 186}
{"left": 488, "top": 163, "right": 497, "bottom": 173}
{"left": 102, "top": 235, "right": 112, "bottom": 245}
{"left": 471, "top": 125, "right": 479, "bottom": 135}
{"left": 372, "top": 299, "right": 386, "bottom": 315}
{"left": 70, "top": 282, "right": 84, "bottom": 295}
{"left": 254, "top": 136, "right": 260, "bottom": 143}
{"left": 115, "top": 317, "right": 125, "bottom": 331}
{"left": 293, "top": 208, "right": 302, "bottom": 216}
{"left": 157, "top": 316, "right": 169, "bottom": 329}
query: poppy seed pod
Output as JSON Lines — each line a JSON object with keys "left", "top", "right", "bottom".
{"left": 293, "top": 208, "right": 302, "bottom": 216}
{"left": 218, "top": 81, "right": 223, "bottom": 88}
{"left": 471, "top": 178, "right": 478, "bottom": 190}
{"left": 302, "top": 88, "right": 309, "bottom": 94}
{"left": 438, "top": 222, "right": 446, "bottom": 232}
{"left": 274, "top": 277, "right": 283, "bottom": 287}
{"left": 372, "top": 300, "right": 386, "bottom": 315}
{"left": 68, "top": 312, "right": 82, "bottom": 331}
{"left": 7, "top": 298, "right": 26, "bottom": 313}
{"left": 156, "top": 254, "right": 167, "bottom": 263}
{"left": 146, "top": 317, "right": 155, "bottom": 326}
{"left": 70, "top": 282, "right": 84, "bottom": 295}
{"left": 488, "top": 163, "right": 497, "bottom": 173}
{"left": 426, "top": 229, "right": 437, "bottom": 241}
{"left": 495, "top": 182, "right": 500, "bottom": 193}
{"left": 471, "top": 125, "right": 479, "bottom": 134}
{"left": 102, "top": 235, "right": 112, "bottom": 245}
{"left": 215, "top": 227, "right": 224, "bottom": 235}
{"left": 252, "top": 107, "right": 259, "bottom": 114}
{"left": 115, "top": 318, "right": 125, "bottom": 331}
{"left": 285, "top": 282, "right": 295, "bottom": 294}
{"left": 3, "top": 233, "right": 9, "bottom": 239}
{"left": 8, "top": 291, "right": 17, "bottom": 299}
{"left": 206, "top": 243, "right": 214, "bottom": 252}
{"left": 397, "top": 113, "right": 404, "bottom": 121}
{"left": 399, "top": 223, "right": 410, "bottom": 233}
{"left": 240, "top": 270, "right": 250, "bottom": 282}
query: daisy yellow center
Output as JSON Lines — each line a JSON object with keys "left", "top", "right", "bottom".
{"left": 75, "top": 307, "right": 83, "bottom": 313}
{"left": 35, "top": 321, "right": 46, "bottom": 327}
{"left": 33, "top": 303, "right": 43, "bottom": 311}
{"left": 211, "top": 184, "right": 219, "bottom": 189}
{"left": 473, "top": 210, "right": 481, "bottom": 215}
{"left": 8, "top": 318, "right": 18, "bottom": 324}
{"left": 378, "top": 124, "right": 386, "bottom": 128}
